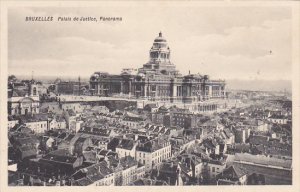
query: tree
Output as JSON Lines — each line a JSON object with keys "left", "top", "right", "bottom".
{"left": 8, "top": 75, "right": 17, "bottom": 82}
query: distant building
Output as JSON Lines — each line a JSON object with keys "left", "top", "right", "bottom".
{"left": 55, "top": 81, "right": 81, "bottom": 95}
{"left": 268, "top": 114, "right": 288, "bottom": 125}
{"left": 90, "top": 32, "right": 226, "bottom": 112}
{"left": 8, "top": 82, "right": 40, "bottom": 115}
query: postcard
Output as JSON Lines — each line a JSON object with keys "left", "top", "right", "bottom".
{"left": 1, "top": 1, "right": 299, "bottom": 192}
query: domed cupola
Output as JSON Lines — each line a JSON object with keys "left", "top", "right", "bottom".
{"left": 149, "top": 32, "right": 171, "bottom": 62}
{"left": 154, "top": 32, "right": 167, "bottom": 43}
{"left": 138, "top": 32, "right": 179, "bottom": 76}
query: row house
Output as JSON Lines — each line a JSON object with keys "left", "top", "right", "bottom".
{"left": 106, "top": 156, "right": 145, "bottom": 186}
{"left": 49, "top": 115, "right": 67, "bottom": 130}
{"left": 120, "top": 116, "right": 145, "bottom": 129}
{"left": 116, "top": 139, "right": 138, "bottom": 159}
{"left": 136, "top": 138, "right": 172, "bottom": 172}
{"left": 202, "top": 157, "right": 227, "bottom": 179}
{"left": 19, "top": 114, "right": 49, "bottom": 134}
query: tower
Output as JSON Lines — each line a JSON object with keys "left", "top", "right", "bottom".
{"left": 29, "top": 84, "right": 38, "bottom": 96}
{"left": 139, "top": 32, "right": 178, "bottom": 75}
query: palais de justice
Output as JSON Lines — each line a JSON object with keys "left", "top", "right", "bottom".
{"left": 90, "top": 32, "right": 226, "bottom": 105}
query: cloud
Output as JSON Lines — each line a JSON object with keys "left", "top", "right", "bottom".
{"left": 8, "top": 6, "right": 292, "bottom": 81}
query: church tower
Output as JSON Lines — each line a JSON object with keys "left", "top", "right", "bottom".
{"left": 29, "top": 83, "right": 38, "bottom": 97}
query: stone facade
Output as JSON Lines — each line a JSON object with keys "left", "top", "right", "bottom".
{"left": 8, "top": 83, "right": 40, "bottom": 115}
{"left": 89, "top": 32, "right": 226, "bottom": 106}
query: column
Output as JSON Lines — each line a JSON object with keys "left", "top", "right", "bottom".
{"left": 120, "top": 81, "right": 123, "bottom": 95}
{"left": 208, "top": 85, "right": 212, "bottom": 98}
{"left": 218, "top": 86, "right": 221, "bottom": 97}
{"left": 173, "top": 85, "right": 177, "bottom": 97}
{"left": 129, "top": 81, "right": 132, "bottom": 98}
{"left": 187, "top": 85, "right": 190, "bottom": 97}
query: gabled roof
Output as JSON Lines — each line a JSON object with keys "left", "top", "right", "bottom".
{"left": 218, "top": 165, "right": 248, "bottom": 180}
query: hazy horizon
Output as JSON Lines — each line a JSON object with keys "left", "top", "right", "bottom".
{"left": 8, "top": 6, "right": 292, "bottom": 81}
{"left": 10, "top": 74, "right": 292, "bottom": 93}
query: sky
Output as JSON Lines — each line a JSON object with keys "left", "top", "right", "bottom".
{"left": 8, "top": 5, "right": 292, "bottom": 81}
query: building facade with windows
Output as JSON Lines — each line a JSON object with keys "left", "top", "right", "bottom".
{"left": 8, "top": 82, "right": 40, "bottom": 116}
{"left": 89, "top": 32, "right": 226, "bottom": 111}
{"left": 136, "top": 138, "right": 172, "bottom": 172}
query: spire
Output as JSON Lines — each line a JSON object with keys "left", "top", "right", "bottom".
{"left": 159, "top": 31, "right": 162, "bottom": 37}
